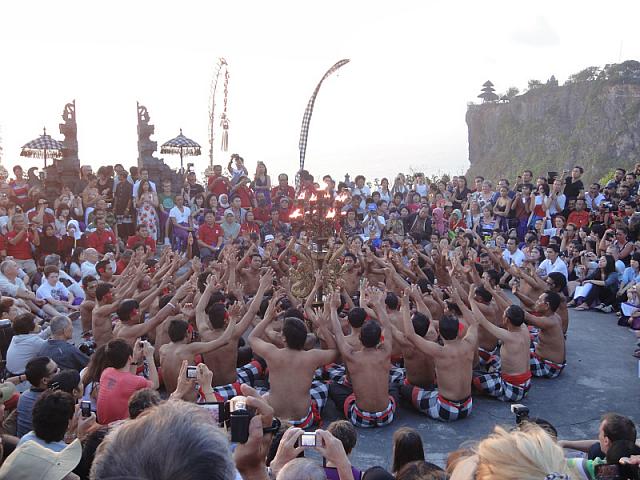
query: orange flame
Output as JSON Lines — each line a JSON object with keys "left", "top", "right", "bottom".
{"left": 297, "top": 192, "right": 306, "bottom": 200}
{"left": 326, "top": 208, "right": 336, "bottom": 219}
{"left": 309, "top": 194, "right": 317, "bottom": 202}
{"left": 289, "top": 208, "right": 303, "bottom": 219}
{"left": 336, "top": 193, "right": 349, "bottom": 203}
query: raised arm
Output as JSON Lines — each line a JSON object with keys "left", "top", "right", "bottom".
{"left": 401, "top": 293, "right": 443, "bottom": 357}
{"left": 368, "top": 288, "right": 393, "bottom": 355}
{"left": 195, "top": 274, "right": 222, "bottom": 336}
{"left": 185, "top": 315, "right": 236, "bottom": 356}
{"left": 236, "top": 269, "right": 273, "bottom": 336}
{"left": 468, "top": 296, "right": 509, "bottom": 342}
{"left": 248, "top": 297, "right": 279, "bottom": 358}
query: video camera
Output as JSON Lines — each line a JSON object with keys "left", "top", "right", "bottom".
{"left": 196, "top": 395, "right": 254, "bottom": 444}
{"left": 511, "top": 404, "right": 530, "bottom": 424}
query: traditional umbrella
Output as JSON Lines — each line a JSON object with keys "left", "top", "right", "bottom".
{"left": 161, "top": 129, "right": 201, "bottom": 171}
{"left": 20, "top": 127, "right": 63, "bottom": 169}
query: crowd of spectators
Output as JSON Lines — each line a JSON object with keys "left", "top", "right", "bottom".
{"left": 0, "top": 157, "right": 635, "bottom": 479}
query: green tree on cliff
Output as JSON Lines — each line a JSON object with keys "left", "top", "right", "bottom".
{"left": 527, "top": 79, "right": 543, "bottom": 90}
{"left": 505, "top": 87, "right": 520, "bottom": 99}
{"left": 565, "top": 66, "right": 600, "bottom": 84}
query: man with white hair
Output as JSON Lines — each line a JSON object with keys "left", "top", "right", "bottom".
{"left": 0, "top": 260, "right": 58, "bottom": 319}
{"left": 38, "top": 316, "right": 89, "bottom": 371}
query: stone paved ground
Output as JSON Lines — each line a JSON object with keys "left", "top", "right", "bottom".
{"left": 320, "top": 307, "right": 640, "bottom": 470}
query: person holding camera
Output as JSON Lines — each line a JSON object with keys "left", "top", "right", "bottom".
{"left": 96, "top": 338, "right": 158, "bottom": 424}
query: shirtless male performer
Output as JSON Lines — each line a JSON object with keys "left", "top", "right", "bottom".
{"left": 196, "top": 270, "right": 272, "bottom": 401}
{"left": 235, "top": 250, "right": 264, "bottom": 297}
{"left": 340, "top": 253, "right": 364, "bottom": 298}
{"left": 400, "top": 288, "right": 478, "bottom": 422}
{"left": 526, "top": 291, "right": 566, "bottom": 378}
{"left": 92, "top": 278, "right": 140, "bottom": 348}
{"left": 469, "top": 285, "right": 502, "bottom": 372}
{"left": 159, "top": 317, "right": 235, "bottom": 394}
{"left": 329, "top": 289, "right": 397, "bottom": 428}
{"left": 249, "top": 295, "right": 338, "bottom": 428}
{"left": 471, "top": 301, "right": 533, "bottom": 402}
{"left": 79, "top": 276, "right": 98, "bottom": 333}
{"left": 388, "top": 286, "right": 437, "bottom": 391}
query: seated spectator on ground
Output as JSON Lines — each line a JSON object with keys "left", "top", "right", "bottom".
{"left": 18, "top": 390, "right": 77, "bottom": 451}
{"left": 6, "top": 313, "right": 50, "bottom": 381}
{"left": 392, "top": 427, "right": 426, "bottom": 475}
{"left": 96, "top": 339, "right": 157, "bottom": 425}
{"left": 325, "top": 420, "right": 363, "bottom": 480}
{"left": 5, "top": 213, "right": 39, "bottom": 276}
{"left": 38, "top": 316, "right": 89, "bottom": 371}
{"left": 126, "top": 222, "right": 157, "bottom": 253}
{"left": 86, "top": 218, "right": 117, "bottom": 255}
{"left": 36, "top": 266, "right": 79, "bottom": 314}
{"left": 16, "top": 356, "right": 58, "bottom": 437}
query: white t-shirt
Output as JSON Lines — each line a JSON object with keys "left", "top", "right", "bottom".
{"left": 40, "top": 270, "right": 84, "bottom": 301}
{"left": 362, "top": 214, "right": 386, "bottom": 240}
{"left": 503, "top": 248, "right": 526, "bottom": 267}
{"left": 0, "top": 274, "right": 26, "bottom": 297}
{"left": 538, "top": 257, "right": 569, "bottom": 279}
{"left": 169, "top": 206, "right": 191, "bottom": 224}
{"left": 81, "top": 261, "right": 98, "bottom": 280}
{"left": 36, "top": 281, "right": 71, "bottom": 302}
{"left": 415, "top": 184, "right": 429, "bottom": 197}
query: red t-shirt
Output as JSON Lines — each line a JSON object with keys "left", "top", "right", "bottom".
{"left": 240, "top": 222, "right": 261, "bottom": 237}
{"left": 208, "top": 175, "right": 230, "bottom": 196}
{"left": 278, "top": 206, "right": 292, "bottom": 223}
{"left": 97, "top": 367, "right": 152, "bottom": 424}
{"left": 27, "top": 210, "right": 55, "bottom": 226}
{"left": 252, "top": 206, "right": 271, "bottom": 224}
{"left": 198, "top": 223, "right": 223, "bottom": 247}
{"left": 126, "top": 235, "right": 157, "bottom": 253}
{"left": 270, "top": 185, "right": 295, "bottom": 203}
{"left": 233, "top": 186, "right": 255, "bottom": 209}
{"left": 6, "top": 230, "right": 34, "bottom": 260}
{"left": 87, "top": 230, "right": 117, "bottom": 254}
{"left": 567, "top": 210, "right": 590, "bottom": 229}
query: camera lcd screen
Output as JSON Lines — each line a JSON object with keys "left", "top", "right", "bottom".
{"left": 197, "top": 402, "right": 225, "bottom": 427}
{"left": 300, "top": 433, "right": 317, "bottom": 447}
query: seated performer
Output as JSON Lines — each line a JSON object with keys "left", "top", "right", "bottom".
{"left": 400, "top": 288, "right": 477, "bottom": 422}
{"left": 471, "top": 303, "right": 532, "bottom": 402}
{"left": 195, "top": 271, "right": 272, "bottom": 400}
{"left": 249, "top": 297, "right": 337, "bottom": 428}
{"left": 526, "top": 291, "right": 566, "bottom": 378}
{"left": 329, "top": 289, "right": 397, "bottom": 428}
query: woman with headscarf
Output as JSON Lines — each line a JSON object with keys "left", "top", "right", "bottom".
{"left": 431, "top": 207, "right": 447, "bottom": 237}
{"left": 60, "top": 219, "right": 85, "bottom": 265}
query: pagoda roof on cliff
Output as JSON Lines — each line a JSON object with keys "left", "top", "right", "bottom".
{"left": 483, "top": 80, "right": 494, "bottom": 87}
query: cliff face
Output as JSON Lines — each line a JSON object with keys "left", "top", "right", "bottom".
{"left": 466, "top": 81, "right": 640, "bottom": 183}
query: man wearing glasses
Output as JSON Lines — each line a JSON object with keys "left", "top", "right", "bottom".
{"left": 16, "top": 356, "right": 59, "bottom": 437}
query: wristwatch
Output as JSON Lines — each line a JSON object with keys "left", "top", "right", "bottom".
{"left": 263, "top": 417, "right": 281, "bottom": 435}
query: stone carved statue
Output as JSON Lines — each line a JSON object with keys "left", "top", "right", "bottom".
{"left": 50, "top": 100, "right": 81, "bottom": 191}
{"left": 136, "top": 102, "right": 182, "bottom": 188}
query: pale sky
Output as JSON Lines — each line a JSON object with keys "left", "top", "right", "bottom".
{"left": 1, "top": 1, "right": 639, "bottom": 184}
